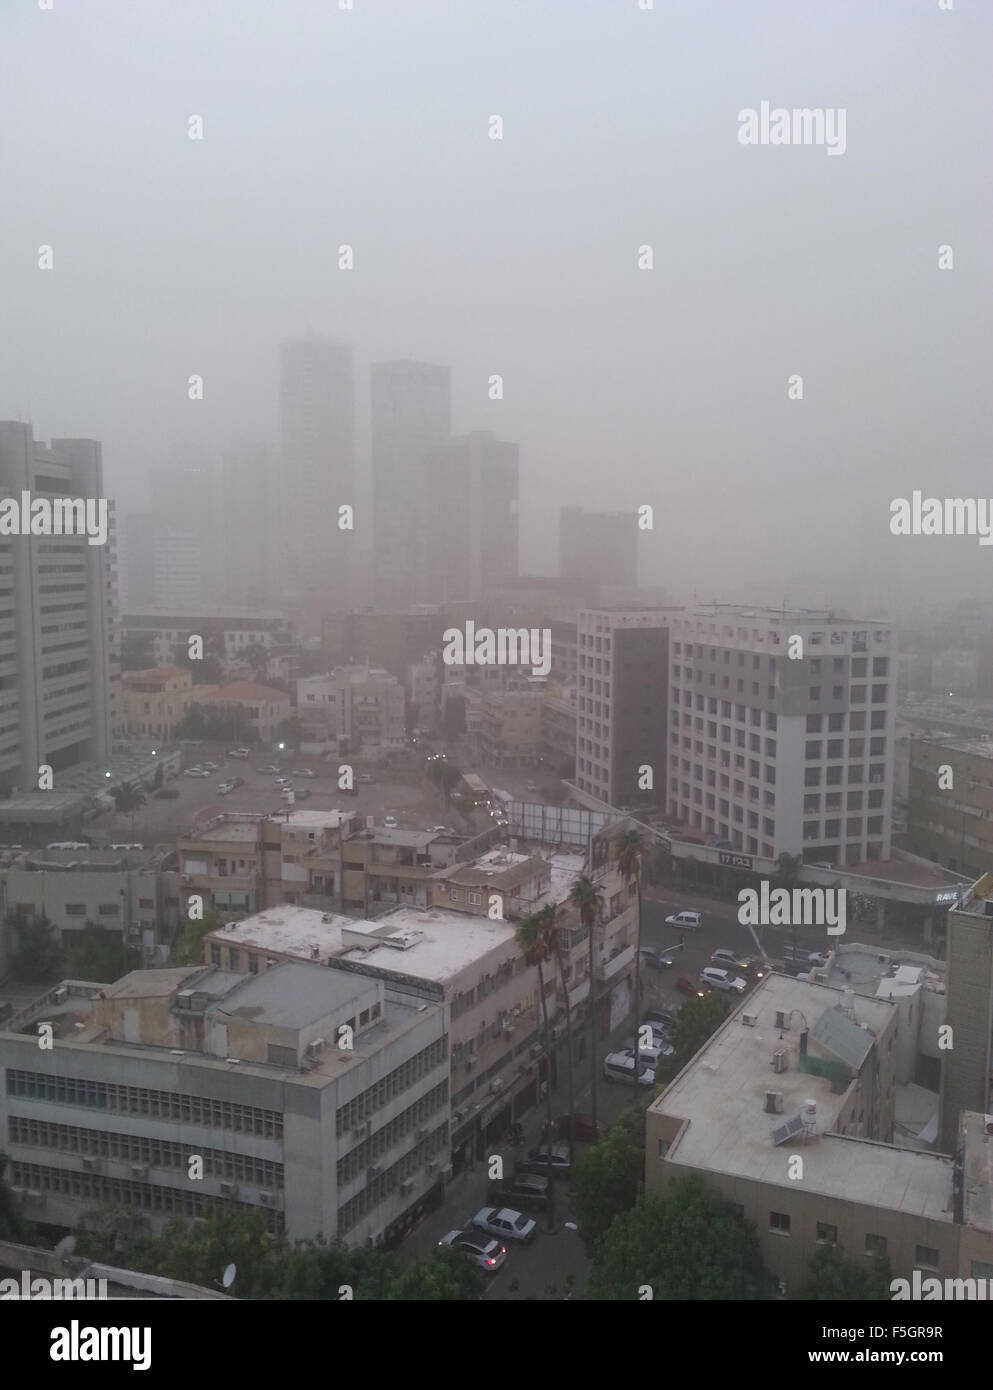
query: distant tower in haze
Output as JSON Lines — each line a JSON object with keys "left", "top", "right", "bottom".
{"left": 279, "top": 337, "right": 355, "bottom": 601}
{"left": 371, "top": 360, "right": 451, "bottom": 609}
{"left": 559, "top": 506, "right": 637, "bottom": 590}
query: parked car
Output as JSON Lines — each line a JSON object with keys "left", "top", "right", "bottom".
{"left": 555, "top": 1113, "right": 607, "bottom": 1142}
{"left": 665, "top": 910, "right": 703, "bottom": 931}
{"left": 676, "top": 975, "right": 703, "bottom": 997}
{"left": 216, "top": 782, "right": 234, "bottom": 795}
{"left": 628, "top": 1032, "right": 674, "bottom": 1063}
{"left": 603, "top": 1050, "right": 655, "bottom": 1086}
{"left": 431, "top": 825, "right": 448, "bottom": 833}
{"left": 643, "top": 1007, "right": 679, "bottom": 1031}
{"left": 488, "top": 1172, "right": 550, "bottom": 1211}
{"left": 257, "top": 765, "right": 280, "bottom": 774}
{"left": 711, "top": 949, "right": 751, "bottom": 971}
{"left": 184, "top": 767, "right": 209, "bottom": 777}
{"left": 291, "top": 769, "right": 317, "bottom": 778}
{"left": 518, "top": 1143, "right": 571, "bottom": 1175}
{"left": 471, "top": 1207, "right": 536, "bottom": 1244}
{"left": 228, "top": 748, "right": 251, "bottom": 759}
{"left": 201, "top": 762, "right": 219, "bottom": 772}
{"left": 294, "top": 787, "right": 311, "bottom": 800}
{"left": 437, "top": 1230, "right": 507, "bottom": 1272}
{"left": 640, "top": 945, "right": 674, "bottom": 969}
{"left": 384, "top": 815, "right": 398, "bottom": 829}
{"left": 699, "top": 966, "right": 747, "bottom": 994}
{"left": 526, "top": 781, "right": 537, "bottom": 792}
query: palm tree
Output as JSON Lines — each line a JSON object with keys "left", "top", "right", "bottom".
{"left": 515, "top": 912, "right": 557, "bottom": 1231}
{"left": 613, "top": 828, "right": 646, "bottom": 1107}
{"left": 536, "top": 902, "right": 576, "bottom": 1167}
{"left": 568, "top": 875, "right": 604, "bottom": 1128}
{"left": 111, "top": 784, "right": 143, "bottom": 815}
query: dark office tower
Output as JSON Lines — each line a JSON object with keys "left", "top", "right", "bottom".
{"left": 560, "top": 506, "right": 638, "bottom": 590}
{"left": 421, "top": 431, "right": 519, "bottom": 602}
{"left": 279, "top": 337, "right": 356, "bottom": 600}
{"left": 220, "top": 441, "right": 277, "bottom": 606}
{"left": 122, "top": 512, "right": 155, "bottom": 608}
{"left": 371, "top": 360, "right": 451, "bottom": 609}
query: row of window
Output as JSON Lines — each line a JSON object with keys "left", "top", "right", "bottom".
{"left": 338, "top": 1080, "right": 449, "bottom": 1183}
{"left": 6, "top": 1161, "right": 283, "bottom": 1235}
{"left": 7, "top": 1117, "right": 284, "bottom": 1187}
{"left": 6, "top": 1070, "right": 283, "bottom": 1138}
{"left": 335, "top": 1037, "right": 448, "bottom": 1136}
{"left": 337, "top": 1127, "right": 449, "bottom": 1234}
{"left": 766, "top": 1212, "right": 936, "bottom": 1267}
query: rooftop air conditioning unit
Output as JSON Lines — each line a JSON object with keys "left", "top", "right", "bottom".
{"left": 773, "top": 1049, "right": 788, "bottom": 1074}
{"left": 259, "top": 1191, "right": 276, "bottom": 1206}
{"left": 81, "top": 1157, "right": 101, "bottom": 1173}
{"left": 399, "top": 1179, "right": 415, "bottom": 1195}
{"left": 765, "top": 1090, "right": 784, "bottom": 1114}
{"left": 742, "top": 1012, "right": 758, "bottom": 1027}
{"left": 307, "top": 1039, "right": 326, "bottom": 1059}
{"left": 774, "top": 1010, "right": 789, "bottom": 1030}
{"left": 426, "top": 1160, "right": 439, "bottom": 1172}
{"left": 219, "top": 1181, "right": 239, "bottom": 1197}
{"left": 53, "top": 986, "right": 68, "bottom": 1005}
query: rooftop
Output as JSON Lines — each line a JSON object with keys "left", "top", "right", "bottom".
{"left": 651, "top": 974, "right": 954, "bottom": 1217}
{"left": 212, "top": 961, "right": 377, "bottom": 1029}
{"left": 212, "top": 905, "right": 352, "bottom": 959}
{"left": 338, "top": 905, "right": 518, "bottom": 983}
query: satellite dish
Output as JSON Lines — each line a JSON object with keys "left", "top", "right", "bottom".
{"left": 221, "top": 1263, "right": 237, "bottom": 1289}
{"left": 55, "top": 1235, "right": 77, "bottom": 1259}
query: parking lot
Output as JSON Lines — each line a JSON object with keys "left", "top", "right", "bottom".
{"left": 86, "top": 743, "right": 471, "bottom": 846}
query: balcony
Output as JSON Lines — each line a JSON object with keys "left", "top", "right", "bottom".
{"left": 598, "top": 942, "right": 635, "bottom": 982}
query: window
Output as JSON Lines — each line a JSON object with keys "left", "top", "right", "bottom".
{"left": 770, "top": 1211, "right": 790, "bottom": 1233}
{"left": 816, "top": 1222, "right": 838, "bottom": 1244}
{"left": 915, "top": 1245, "right": 939, "bottom": 1271}
{"left": 865, "top": 1233, "right": 887, "bottom": 1257}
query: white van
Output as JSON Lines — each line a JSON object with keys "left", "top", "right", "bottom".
{"left": 603, "top": 1050, "right": 655, "bottom": 1086}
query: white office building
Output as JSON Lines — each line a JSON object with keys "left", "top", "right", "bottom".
{"left": 665, "top": 605, "right": 897, "bottom": 864}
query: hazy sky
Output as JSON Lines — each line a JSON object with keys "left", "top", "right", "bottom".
{"left": 1, "top": 0, "right": 990, "bottom": 614}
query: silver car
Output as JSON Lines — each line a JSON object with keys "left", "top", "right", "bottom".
{"left": 471, "top": 1207, "right": 536, "bottom": 1244}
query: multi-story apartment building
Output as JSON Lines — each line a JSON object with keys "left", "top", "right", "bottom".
{"left": 122, "top": 608, "right": 290, "bottom": 669}
{"left": 1, "top": 845, "right": 182, "bottom": 952}
{"left": 906, "top": 736, "right": 993, "bottom": 880}
{"left": 541, "top": 687, "right": 577, "bottom": 778}
{"left": 421, "top": 431, "right": 519, "bottom": 602}
{"left": 665, "top": 606, "right": 896, "bottom": 864}
{"left": 339, "top": 667, "right": 406, "bottom": 751}
{"left": 548, "top": 619, "right": 579, "bottom": 684}
{"left": 559, "top": 507, "right": 637, "bottom": 590}
{"left": 646, "top": 972, "right": 993, "bottom": 1293}
{"left": 121, "top": 512, "right": 155, "bottom": 609}
{"left": 478, "top": 687, "right": 544, "bottom": 769}
{"left": 406, "top": 652, "right": 441, "bottom": 733}
{"left": 0, "top": 423, "right": 117, "bottom": 791}
{"left": 278, "top": 338, "right": 355, "bottom": 599}
{"left": 1, "top": 961, "right": 449, "bottom": 1248}
{"left": 575, "top": 608, "right": 670, "bottom": 809}
{"left": 120, "top": 665, "right": 196, "bottom": 744}
{"left": 148, "top": 461, "right": 219, "bottom": 607}
{"left": 371, "top": 361, "right": 451, "bottom": 609}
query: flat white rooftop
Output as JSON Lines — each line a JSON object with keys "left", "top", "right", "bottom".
{"left": 652, "top": 973, "right": 954, "bottom": 1218}
{"left": 214, "top": 905, "right": 351, "bottom": 958}
{"left": 339, "top": 906, "right": 517, "bottom": 983}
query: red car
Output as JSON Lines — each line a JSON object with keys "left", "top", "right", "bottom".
{"left": 676, "top": 974, "right": 703, "bottom": 997}
{"left": 556, "top": 1113, "right": 608, "bottom": 1142}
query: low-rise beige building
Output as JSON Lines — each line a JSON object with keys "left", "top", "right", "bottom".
{"left": 198, "top": 681, "right": 292, "bottom": 744}
{"left": 120, "top": 666, "right": 197, "bottom": 744}
{"left": 646, "top": 972, "right": 993, "bottom": 1292}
